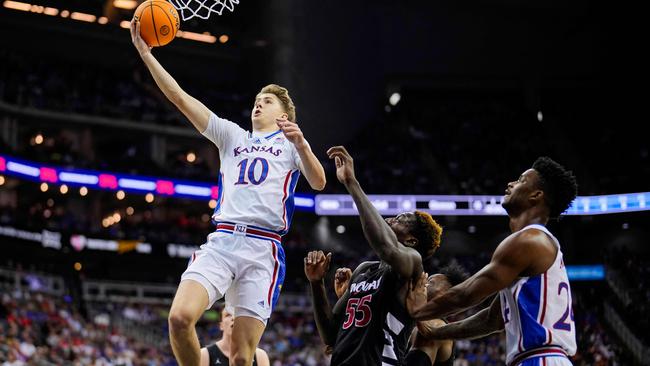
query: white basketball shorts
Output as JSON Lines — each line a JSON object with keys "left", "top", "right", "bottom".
{"left": 181, "top": 222, "right": 286, "bottom": 322}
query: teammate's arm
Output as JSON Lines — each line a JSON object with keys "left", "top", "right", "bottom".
{"left": 411, "top": 231, "right": 542, "bottom": 320}
{"left": 327, "top": 146, "right": 422, "bottom": 280}
{"left": 418, "top": 296, "right": 504, "bottom": 340}
{"left": 131, "top": 20, "right": 211, "bottom": 133}
{"left": 305, "top": 251, "right": 338, "bottom": 345}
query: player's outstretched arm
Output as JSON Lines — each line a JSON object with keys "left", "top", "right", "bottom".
{"left": 255, "top": 349, "right": 270, "bottom": 366}
{"left": 305, "top": 251, "right": 338, "bottom": 346}
{"left": 130, "top": 20, "right": 211, "bottom": 133}
{"left": 418, "top": 296, "right": 504, "bottom": 341}
{"left": 327, "top": 146, "right": 422, "bottom": 280}
{"left": 410, "top": 231, "right": 541, "bottom": 320}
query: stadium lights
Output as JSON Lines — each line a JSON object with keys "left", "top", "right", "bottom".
{"left": 389, "top": 92, "right": 401, "bottom": 106}
{"left": 71, "top": 12, "right": 96, "bottom": 23}
{"left": 79, "top": 186, "right": 88, "bottom": 196}
{"left": 113, "top": 0, "right": 138, "bottom": 10}
{"left": 40, "top": 182, "right": 48, "bottom": 192}
{"left": 186, "top": 152, "right": 196, "bottom": 163}
{"left": 116, "top": 190, "right": 126, "bottom": 200}
{"left": 2, "top": 1, "right": 222, "bottom": 45}
{"left": 176, "top": 30, "right": 217, "bottom": 44}
{"left": 0, "top": 176, "right": 4, "bottom": 185}
{"left": 34, "top": 134, "right": 43, "bottom": 144}
{"left": 208, "top": 199, "right": 217, "bottom": 209}
{"left": 60, "top": 184, "right": 68, "bottom": 194}
{"left": 145, "top": 193, "right": 154, "bottom": 203}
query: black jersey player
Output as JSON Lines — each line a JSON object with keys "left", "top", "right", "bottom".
{"left": 303, "top": 146, "right": 443, "bottom": 365}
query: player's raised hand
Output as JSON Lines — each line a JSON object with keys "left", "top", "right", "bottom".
{"left": 327, "top": 146, "right": 356, "bottom": 185}
{"left": 334, "top": 267, "right": 353, "bottom": 298}
{"left": 130, "top": 19, "right": 152, "bottom": 56}
{"left": 277, "top": 119, "right": 307, "bottom": 150}
{"left": 406, "top": 272, "right": 428, "bottom": 317}
{"left": 304, "top": 250, "right": 332, "bottom": 283}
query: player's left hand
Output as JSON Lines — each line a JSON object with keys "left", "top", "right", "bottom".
{"left": 277, "top": 118, "right": 307, "bottom": 150}
{"left": 327, "top": 146, "right": 357, "bottom": 185}
{"left": 406, "top": 271, "right": 428, "bottom": 317}
{"left": 304, "top": 250, "right": 332, "bottom": 283}
{"left": 334, "top": 267, "right": 353, "bottom": 298}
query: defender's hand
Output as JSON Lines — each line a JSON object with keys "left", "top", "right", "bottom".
{"left": 406, "top": 272, "right": 428, "bottom": 317}
{"left": 130, "top": 19, "right": 152, "bottom": 56}
{"left": 334, "top": 267, "right": 353, "bottom": 298}
{"left": 304, "top": 250, "right": 332, "bottom": 283}
{"left": 327, "top": 146, "right": 357, "bottom": 185}
{"left": 277, "top": 119, "right": 307, "bottom": 150}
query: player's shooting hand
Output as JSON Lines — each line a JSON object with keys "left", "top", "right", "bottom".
{"left": 130, "top": 19, "right": 152, "bottom": 56}
{"left": 334, "top": 267, "right": 353, "bottom": 298}
{"left": 277, "top": 119, "right": 307, "bottom": 150}
{"left": 327, "top": 146, "right": 356, "bottom": 186}
{"left": 406, "top": 272, "right": 428, "bottom": 317}
{"left": 304, "top": 250, "right": 332, "bottom": 283}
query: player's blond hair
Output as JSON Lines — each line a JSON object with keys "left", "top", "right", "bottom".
{"left": 259, "top": 84, "right": 296, "bottom": 122}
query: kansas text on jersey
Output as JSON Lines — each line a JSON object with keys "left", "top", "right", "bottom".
{"left": 202, "top": 113, "right": 303, "bottom": 235}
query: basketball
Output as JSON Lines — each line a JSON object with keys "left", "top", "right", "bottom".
{"left": 133, "top": 0, "right": 180, "bottom": 47}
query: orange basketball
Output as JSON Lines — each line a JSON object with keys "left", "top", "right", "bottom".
{"left": 133, "top": 0, "right": 180, "bottom": 47}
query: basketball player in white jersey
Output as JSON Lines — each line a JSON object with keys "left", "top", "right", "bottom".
{"left": 408, "top": 157, "right": 578, "bottom": 366}
{"left": 130, "top": 20, "right": 326, "bottom": 366}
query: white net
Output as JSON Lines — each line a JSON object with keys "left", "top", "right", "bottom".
{"left": 168, "top": 0, "right": 239, "bottom": 21}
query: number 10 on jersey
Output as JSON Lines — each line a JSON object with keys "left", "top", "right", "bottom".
{"left": 235, "top": 158, "right": 269, "bottom": 185}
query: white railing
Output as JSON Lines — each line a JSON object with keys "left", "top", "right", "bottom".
{"left": 82, "top": 280, "right": 177, "bottom": 305}
{"left": 603, "top": 302, "right": 650, "bottom": 365}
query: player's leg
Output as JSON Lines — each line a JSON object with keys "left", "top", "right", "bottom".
{"left": 230, "top": 316, "right": 266, "bottom": 366}
{"left": 229, "top": 238, "right": 286, "bottom": 366}
{"left": 168, "top": 279, "right": 210, "bottom": 366}
{"left": 170, "top": 240, "right": 235, "bottom": 366}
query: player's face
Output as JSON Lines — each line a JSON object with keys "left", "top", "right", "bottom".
{"left": 426, "top": 274, "right": 451, "bottom": 300}
{"left": 219, "top": 309, "right": 234, "bottom": 338}
{"left": 252, "top": 93, "right": 288, "bottom": 126}
{"left": 385, "top": 212, "right": 417, "bottom": 247}
{"left": 502, "top": 169, "right": 542, "bottom": 213}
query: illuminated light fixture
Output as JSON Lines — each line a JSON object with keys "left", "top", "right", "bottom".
{"left": 74, "top": 262, "right": 82, "bottom": 271}
{"left": 119, "top": 20, "right": 130, "bottom": 29}
{"left": 113, "top": 0, "right": 137, "bottom": 9}
{"left": 60, "top": 184, "right": 68, "bottom": 194}
{"left": 34, "top": 134, "right": 43, "bottom": 145}
{"left": 126, "top": 206, "right": 134, "bottom": 215}
{"left": 145, "top": 193, "right": 154, "bottom": 203}
{"left": 175, "top": 184, "right": 211, "bottom": 197}
{"left": 0, "top": 176, "right": 4, "bottom": 185}
{"left": 40, "top": 182, "right": 49, "bottom": 192}
{"left": 3, "top": 0, "right": 31, "bottom": 11}
{"left": 112, "top": 212, "right": 121, "bottom": 222}
{"left": 71, "top": 12, "right": 96, "bottom": 22}
{"left": 97, "top": 16, "right": 108, "bottom": 24}
{"left": 116, "top": 190, "right": 126, "bottom": 200}
{"left": 389, "top": 92, "right": 401, "bottom": 106}
{"left": 208, "top": 199, "right": 217, "bottom": 209}
{"left": 30, "top": 4, "right": 43, "bottom": 13}
{"left": 79, "top": 186, "right": 88, "bottom": 196}
{"left": 218, "top": 34, "right": 228, "bottom": 44}
{"left": 186, "top": 152, "right": 196, "bottom": 163}
{"left": 43, "top": 7, "right": 57, "bottom": 16}
{"left": 60, "top": 9, "right": 69, "bottom": 17}
{"left": 176, "top": 30, "right": 216, "bottom": 44}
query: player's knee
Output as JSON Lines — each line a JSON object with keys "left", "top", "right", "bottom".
{"left": 168, "top": 308, "right": 196, "bottom": 332}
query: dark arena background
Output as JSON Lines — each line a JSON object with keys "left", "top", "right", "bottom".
{"left": 1, "top": 0, "right": 647, "bottom": 365}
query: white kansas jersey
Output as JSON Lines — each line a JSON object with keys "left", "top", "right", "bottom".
{"left": 499, "top": 224, "right": 577, "bottom": 365}
{"left": 202, "top": 113, "right": 303, "bottom": 235}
